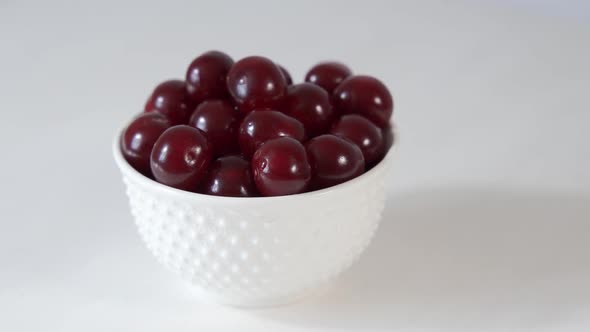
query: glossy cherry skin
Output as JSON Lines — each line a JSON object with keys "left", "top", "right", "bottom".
{"left": 278, "top": 65, "right": 293, "bottom": 85}
{"left": 120, "top": 113, "right": 172, "bottom": 177}
{"left": 144, "top": 80, "right": 194, "bottom": 125}
{"left": 332, "top": 75, "right": 393, "bottom": 128}
{"left": 305, "top": 62, "right": 352, "bottom": 94}
{"left": 252, "top": 137, "right": 311, "bottom": 196}
{"left": 305, "top": 135, "right": 365, "bottom": 190}
{"left": 227, "top": 56, "right": 287, "bottom": 114}
{"left": 185, "top": 50, "right": 234, "bottom": 104}
{"left": 331, "top": 114, "right": 383, "bottom": 166}
{"left": 200, "top": 155, "right": 258, "bottom": 197}
{"left": 282, "top": 83, "right": 334, "bottom": 138}
{"left": 150, "top": 125, "right": 212, "bottom": 191}
{"left": 189, "top": 100, "right": 240, "bottom": 157}
{"left": 238, "top": 110, "right": 306, "bottom": 159}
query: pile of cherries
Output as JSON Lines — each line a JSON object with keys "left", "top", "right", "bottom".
{"left": 121, "top": 51, "right": 394, "bottom": 197}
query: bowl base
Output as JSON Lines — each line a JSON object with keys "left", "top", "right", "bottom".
{"left": 189, "top": 281, "right": 334, "bottom": 309}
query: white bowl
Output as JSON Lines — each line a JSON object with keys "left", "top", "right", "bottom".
{"left": 113, "top": 130, "right": 392, "bottom": 307}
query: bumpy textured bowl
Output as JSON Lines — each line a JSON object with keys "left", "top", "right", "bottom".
{"left": 113, "top": 130, "right": 391, "bottom": 307}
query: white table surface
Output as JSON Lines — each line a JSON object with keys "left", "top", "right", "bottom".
{"left": 1, "top": 1, "right": 589, "bottom": 331}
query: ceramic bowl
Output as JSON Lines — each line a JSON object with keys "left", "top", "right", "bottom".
{"left": 113, "top": 130, "right": 392, "bottom": 307}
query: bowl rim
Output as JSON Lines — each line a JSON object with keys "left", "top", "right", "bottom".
{"left": 113, "top": 124, "right": 394, "bottom": 203}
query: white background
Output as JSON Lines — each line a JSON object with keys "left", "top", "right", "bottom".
{"left": 1, "top": 0, "right": 589, "bottom": 331}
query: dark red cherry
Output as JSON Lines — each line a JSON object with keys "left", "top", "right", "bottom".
{"left": 282, "top": 83, "right": 334, "bottom": 138}
{"left": 332, "top": 75, "right": 393, "bottom": 128}
{"left": 331, "top": 114, "right": 383, "bottom": 166}
{"left": 120, "top": 113, "right": 172, "bottom": 177}
{"left": 252, "top": 137, "right": 311, "bottom": 196}
{"left": 305, "top": 135, "right": 365, "bottom": 190}
{"left": 189, "top": 100, "right": 240, "bottom": 157}
{"left": 185, "top": 50, "right": 234, "bottom": 104}
{"left": 305, "top": 62, "right": 352, "bottom": 94}
{"left": 150, "top": 125, "right": 212, "bottom": 191}
{"left": 278, "top": 65, "right": 293, "bottom": 85}
{"left": 144, "top": 80, "right": 194, "bottom": 125}
{"left": 238, "top": 110, "right": 305, "bottom": 159}
{"left": 200, "top": 155, "right": 258, "bottom": 197}
{"left": 227, "top": 56, "right": 287, "bottom": 114}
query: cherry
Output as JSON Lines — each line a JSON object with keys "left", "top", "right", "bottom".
{"left": 227, "top": 56, "right": 287, "bottom": 114}
{"left": 200, "top": 155, "right": 258, "bottom": 197}
{"left": 189, "top": 100, "right": 240, "bottom": 157}
{"left": 238, "top": 110, "right": 305, "bottom": 159}
{"left": 144, "top": 80, "right": 194, "bottom": 125}
{"left": 185, "top": 50, "right": 234, "bottom": 104}
{"left": 252, "top": 137, "right": 311, "bottom": 196}
{"left": 278, "top": 65, "right": 293, "bottom": 85}
{"left": 150, "top": 125, "right": 212, "bottom": 191}
{"left": 332, "top": 75, "right": 393, "bottom": 128}
{"left": 305, "top": 62, "right": 352, "bottom": 94}
{"left": 282, "top": 83, "right": 334, "bottom": 138}
{"left": 120, "top": 113, "right": 172, "bottom": 177}
{"left": 305, "top": 135, "right": 365, "bottom": 190}
{"left": 331, "top": 114, "right": 383, "bottom": 166}
{"left": 367, "top": 126, "right": 394, "bottom": 169}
